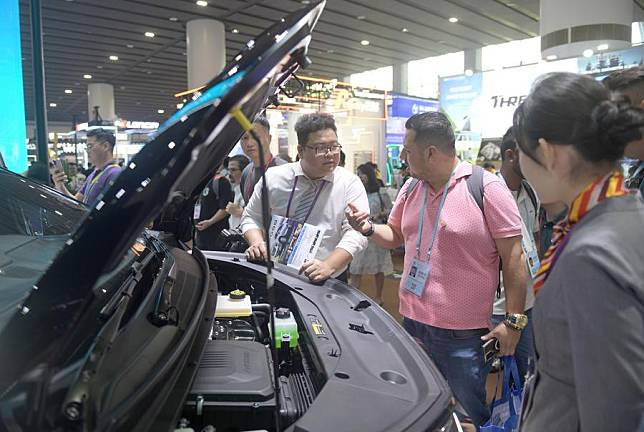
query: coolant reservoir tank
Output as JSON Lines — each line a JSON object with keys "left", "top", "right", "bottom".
{"left": 273, "top": 308, "right": 299, "bottom": 348}
{"left": 215, "top": 289, "right": 252, "bottom": 318}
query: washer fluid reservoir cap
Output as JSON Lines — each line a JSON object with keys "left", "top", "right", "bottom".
{"left": 276, "top": 308, "right": 291, "bottom": 319}
{"left": 229, "top": 289, "right": 246, "bottom": 300}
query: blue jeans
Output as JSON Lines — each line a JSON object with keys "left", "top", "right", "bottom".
{"left": 491, "top": 308, "right": 534, "bottom": 384}
{"left": 403, "top": 318, "right": 490, "bottom": 428}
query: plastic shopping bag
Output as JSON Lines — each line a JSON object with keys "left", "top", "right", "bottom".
{"left": 481, "top": 356, "right": 523, "bottom": 432}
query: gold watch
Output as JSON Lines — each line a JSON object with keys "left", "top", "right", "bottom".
{"left": 503, "top": 313, "right": 528, "bottom": 331}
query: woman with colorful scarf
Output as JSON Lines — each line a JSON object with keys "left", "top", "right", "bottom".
{"left": 514, "top": 72, "right": 644, "bottom": 432}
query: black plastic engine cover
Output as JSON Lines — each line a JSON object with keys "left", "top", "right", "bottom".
{"left": 189, "top": 340, "right": 274, "bottom": 403}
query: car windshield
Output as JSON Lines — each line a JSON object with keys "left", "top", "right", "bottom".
{"left": 0, "top": 169, "right": 87, "bottom": 329}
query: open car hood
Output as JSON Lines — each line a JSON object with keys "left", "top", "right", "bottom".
{"left": 0, "top": 0, "right": 325, "bottom": 394}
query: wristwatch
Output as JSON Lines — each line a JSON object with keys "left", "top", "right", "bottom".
{"left": 503, "top": 313, "right": 528, "bottom": 331}
{"left": 362, "top": 220, "right": 375, "bottom": 237}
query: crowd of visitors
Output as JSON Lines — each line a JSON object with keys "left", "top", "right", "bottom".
{"left": 40, "top": 67, "right": 644, "bottom": 431}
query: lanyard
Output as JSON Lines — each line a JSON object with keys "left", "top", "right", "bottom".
{"left": 284, "top": 176, "right": 327, "bottom": 223}
{"left": 246, "top": 155, "right": 274, "bottom": 200}
{"left": 84, "top": 163, "right": 119, "bottom": 203}
{"left": 415, "top": 172, "right": 453, "bottom": 260}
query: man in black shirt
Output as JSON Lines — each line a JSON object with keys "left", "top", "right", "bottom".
{"left": 195, "top": 166, "right": 234, "bottom": 250}
{"left": 603, "top": 67, "right": 644, "bottom": 196}
{"left": 239, "top": 115, "right": 286, "bottom": 202}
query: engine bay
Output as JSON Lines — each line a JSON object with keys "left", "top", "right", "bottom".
{"left": 179, "top": 262, "right": 326, "bottom": 432}
{"left": 174, "top": 252, "right": 454, "bottom": 432}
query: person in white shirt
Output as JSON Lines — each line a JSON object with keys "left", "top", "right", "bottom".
{"left": 492, "top": 126, "right": 540, "bottom": 382}
{"left": 240, "top": 113, "right": 369, "bottom": 283}
{"left": 225, "top": 154, "right": 250, "bottom": 228}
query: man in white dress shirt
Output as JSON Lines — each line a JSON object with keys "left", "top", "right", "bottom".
{"left": 240, "top": 113, "right": 369, "bottom": 283}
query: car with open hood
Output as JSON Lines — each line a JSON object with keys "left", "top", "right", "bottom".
{"left": 0, "top": 2, "right": 454, "bottom": 431}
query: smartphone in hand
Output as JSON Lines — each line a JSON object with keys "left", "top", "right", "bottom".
{"left": 482, "top": 338, "right": 500, "bottom": 364}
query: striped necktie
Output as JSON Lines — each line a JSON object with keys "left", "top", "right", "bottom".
{"left": 292, "top": 177, "right": 323, "bottom": 222}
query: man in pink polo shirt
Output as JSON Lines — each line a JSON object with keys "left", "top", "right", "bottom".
{"left": 347, "top": 112, "right": 526, "bottom": 427}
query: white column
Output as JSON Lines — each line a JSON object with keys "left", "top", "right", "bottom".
{"left": 187, "top": 19, "right": 226, "bottom": 89}
{"left": 464, "top": 48, "right": 482, "bottom": 74}
{"left": 87, "top": 83, "right": 116, "bottom": 122}
{"left": 392, "top": 62, "right": 408, "bottom": 94}
{"left": 540, "top": 0, "right": 632, "bottom": 60}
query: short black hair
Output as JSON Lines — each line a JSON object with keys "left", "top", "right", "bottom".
{"left": 500, "top": 126, "right": 517, "bottom": 161}
{"left": 295, "top": 113, "right": 337, "bottom": 146}
{"left": 405, "top": 112, "right": 455, "bottom": 154}
{"left": 513, "top": 72, "right": 644, "bottom": 165}
{"left": 253, "top": 114, "right": 270, "bottom": 133}
{"left": 86, "top": 128, "right": 116, "bottom": 150}
{"left": 229, "top": 154, "right": 250, "bottom": 171}
{"left": 603, "top": 66, "right": 644, "bottom": 106}
{"left": 340, "top": 150, "right": 346, "bottom": 166}
{"left": 603, "top": 67, "right": 644, "bottom": 92}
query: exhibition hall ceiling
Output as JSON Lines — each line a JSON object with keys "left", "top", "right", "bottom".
{"left": 19, "top": 0, "right": 644, "bottom": 123}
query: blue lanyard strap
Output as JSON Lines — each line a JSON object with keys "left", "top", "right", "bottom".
{"left": 415, "top": 171, "right": 454, "bottom": 260}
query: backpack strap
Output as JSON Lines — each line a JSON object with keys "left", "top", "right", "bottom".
{"left": 521, "top": 180, "right": 538, "bottom": 213}
{"left": 466, "top": 164, "right": 485, "bottom": 213}
{"left": 403, "top": 178, "right": 421, "bottom": 199}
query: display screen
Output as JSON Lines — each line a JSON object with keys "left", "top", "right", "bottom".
{"left": 0, "top": 0, "right": 28, "bottom": 173}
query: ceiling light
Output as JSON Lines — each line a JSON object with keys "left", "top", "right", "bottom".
{"left": 177, "top": 103, "right": 184, "bottom": 109}
{"left": 464, "top": 69, "right": 473, "bottom": 76}
{"left": 49, "top": 103, "right": 57, "bottom": 107}
{"left": 583, "top": 49, "right": 594, "bottom": 58}
{"left": 356, "top": 15, "right": 366, "bottom": 20}
{"left": 327, "top": 49, "right": 334, "bottom": 54}
{"left": 301, "top": 0, "right": 310, "bottom": 4}
{"left": 232, "top": 28, "right": 239, "bottom": 34}
{"left": 597, "top": 43, "right": 609, "bottom": 51}
{"left": 157, "top": 109, "right": 165, "bottom": 114}
{"left": 126, "top": 44, "right": 134, "bottom": 48}
{"left": 449, "top": 17, "right": 459, "bottom": 23}
{"left": 145, "top": 32, "right": 155, "bottom": 38}
{"left": 109, "top": 55, "right": 119, "bottom": 61}
{"left": 196, "top": 0, "right": 208, "bottom": 6}
{"left": 360, "top": 40, "right": 370, "bottom": 46}
{"left": 169, "top": 17, "right": 178, "bottom": 21}
{"left": 402, "top": 28, "right": 409, "bottom": 32}
{"left": 64, "top": 89, "right": 72, "bottom": 94}
{"left": 546, "top": 54, "right": 558, "bottom": 61}
{"left": 96, "top": 65, "right": 103, "bottom": 69}
{"left": 83, "top": 74, "right": 92, "bottom": 79}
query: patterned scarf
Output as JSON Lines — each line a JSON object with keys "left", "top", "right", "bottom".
{"left": 533, "top": 170, "right": 631, "bottom": 294}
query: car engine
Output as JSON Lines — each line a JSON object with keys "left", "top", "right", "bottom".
{"left": 178, "top": 269, "right": 323, "bottom": 432}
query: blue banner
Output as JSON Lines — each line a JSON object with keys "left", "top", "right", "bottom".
{"left": 439, "top": 74, "right": 483, "bottom": 133}
{"left": 578, "top": 46, "right": 643, "bottom": 76}
{"left": 389, "top": 94, "right": 439, "bottom": 118}
{"left": 0, "top": 0, "right": 28, "bottom": 173}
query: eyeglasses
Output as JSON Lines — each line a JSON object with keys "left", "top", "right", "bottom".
{"left": 305, "top": 143, "right": 342, "bottom": 157}
{"left": 228, "top": 167, "right": 241, "bottom": 172}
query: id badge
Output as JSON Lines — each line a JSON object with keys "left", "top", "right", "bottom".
{"left": 519, "top": 221, "right": 540, "bottom": 278}
{"left": 403, "top": 258, "right": 430, "bottom": 297}
{"left": 193, "top": 203, "right": 201, "bottom": 220}
{"left": 524, "top": 247, "right": 540, "bottom": 278}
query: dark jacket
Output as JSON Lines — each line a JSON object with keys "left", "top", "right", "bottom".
{"left": 521, "top": 193, "right": 644, "bottom": 432}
